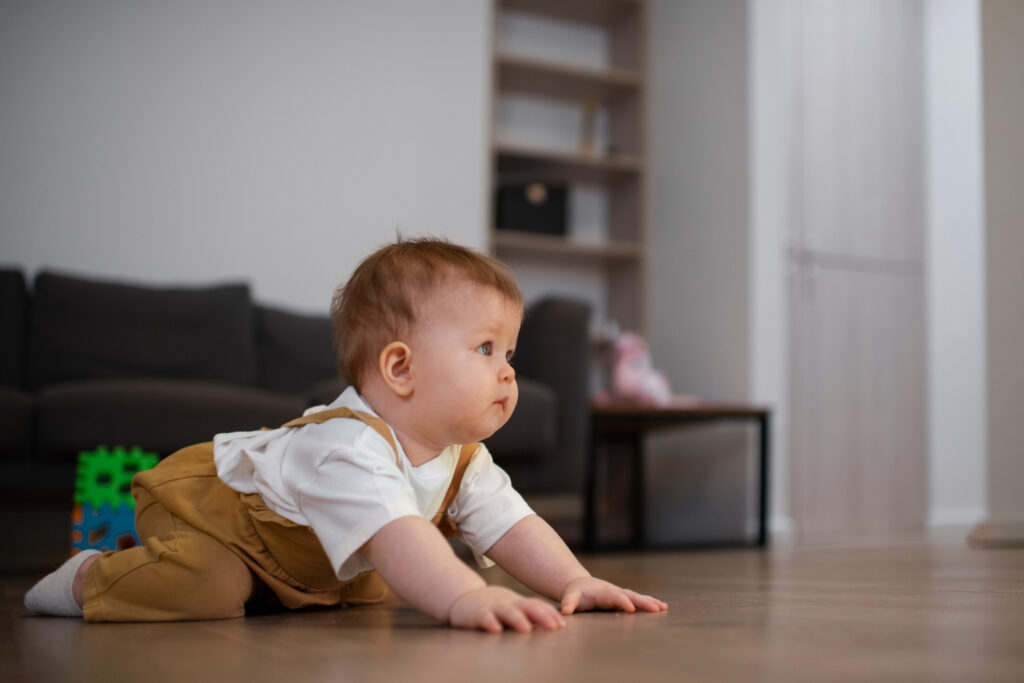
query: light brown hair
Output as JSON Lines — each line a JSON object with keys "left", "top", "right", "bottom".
{"left": 331, "top": 237, "right": 523, "bottom": 388}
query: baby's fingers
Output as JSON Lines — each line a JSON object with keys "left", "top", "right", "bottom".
{"left": 560, "top": 589, "right": 582, "bottom": 615}
{"left": 563, "top": 585, "right": 634, "bottom": 613}
{"left": 602, "top": 588, "right": 637, "bottom": 613}
{"left": 478, "top": 611, "right": 504, "bottom": 635}
{"left": 520, "top": 599, "right": 565, "bottom": 630}
{"left": 495, "top": 605, "right": 534, "bottom": 633}
{"left": 574, "top": 587, "right": 635, "bottom": 613}
{"left": 623, "top": 589, "right": 668, "bottom": 612}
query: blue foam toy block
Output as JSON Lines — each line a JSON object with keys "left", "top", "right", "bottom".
{"left": 72, "top": 502, "right": 139, "bottom": 553}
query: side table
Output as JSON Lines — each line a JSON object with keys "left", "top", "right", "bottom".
{"left": 583, "top": 400, "right": 771, "bottom": 550}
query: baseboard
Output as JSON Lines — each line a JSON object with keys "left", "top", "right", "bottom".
{"left": 769, "top": 515, "right": 793, "bottom": 536}
{"left": 967, "top": 518, "right": 1024, "bottom": 549}
{"left": 928, "top": 507, "right": 987, "bottom": 529}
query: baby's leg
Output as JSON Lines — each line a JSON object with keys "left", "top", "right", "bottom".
{"left": 81, "top": 496, "right": 254, "bottom": 622}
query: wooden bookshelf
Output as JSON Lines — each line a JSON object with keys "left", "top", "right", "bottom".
{"left": 488, "top": 0, "right": 650, "bottom": 333}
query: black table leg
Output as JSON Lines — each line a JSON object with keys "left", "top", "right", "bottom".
{"left": 583, "top": 415, "right": 598, "bottom": 551}
{"left": 758, "top": 413, "right": 771, "bottom": 547}
{"left": 631, "top": 433, "right": 646, "bottom": 548}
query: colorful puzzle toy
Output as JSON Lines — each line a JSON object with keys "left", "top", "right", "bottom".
{"left": 71, "top": 446, "right": 159, "bottom": 554}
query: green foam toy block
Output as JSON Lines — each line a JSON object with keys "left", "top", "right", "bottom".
{"left": 74, "top": 445, "right": 159, "bottom": 509}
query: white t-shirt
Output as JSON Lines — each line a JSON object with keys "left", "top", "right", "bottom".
{"left": 213, "top": 386, "right": 534, "bottom": 581}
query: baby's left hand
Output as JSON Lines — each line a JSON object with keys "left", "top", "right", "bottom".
{"left": 559, "top": 576, "right": 668, "bottom": 615}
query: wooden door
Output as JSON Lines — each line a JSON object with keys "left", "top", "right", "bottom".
{"left": 787, "top": 0, "right": 927, "bottom": 539}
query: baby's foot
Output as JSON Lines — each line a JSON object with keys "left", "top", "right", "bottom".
{"left": 24, "top": 550, "right": 100, "bottom": 617}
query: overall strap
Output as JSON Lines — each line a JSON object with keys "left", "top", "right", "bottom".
{"left": 432, "top": 443, "right": 479, "bottom": 537}
{"left": 281, "top": 407, "right": 400, "bottom": 467}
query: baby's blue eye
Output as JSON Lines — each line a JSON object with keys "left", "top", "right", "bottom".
{"left": 477, "top": 342, "right": 492, "bottom": 355}
{"left": 505, "top": 350, "right": 515, "bottom": 364}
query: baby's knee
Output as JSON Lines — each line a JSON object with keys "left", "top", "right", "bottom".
{"left": 168, "top": 546, "right": 254, "bottom": 618}
{"left": 83, "top": 546, "right": 253, "bottom": 621}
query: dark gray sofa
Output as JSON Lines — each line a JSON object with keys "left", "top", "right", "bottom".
{"left": 0, "top": 268, "right": 590, "bottom": 570}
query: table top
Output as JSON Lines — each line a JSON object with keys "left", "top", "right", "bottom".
{"left": 590, "top": 397, "right": 770, "bottom": 420}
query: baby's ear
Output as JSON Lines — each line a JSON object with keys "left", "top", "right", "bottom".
{"left": 379, "top": 342, "right": 413, "bottom": 397}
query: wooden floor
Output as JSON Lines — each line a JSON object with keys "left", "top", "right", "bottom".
{"left": 2, "top": 535, "right": 1022, "bottom": 682}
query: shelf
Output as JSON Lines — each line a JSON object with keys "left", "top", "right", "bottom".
{"left": 495, "top": 142, "right": 643, "bottom": 184}
{"left": 500, "top": 0, "right": 643, "bottom": 27}
{"left": 497, "top": 52, "right": 643, "bottom": 102}
{"left": 492, "top": 230, "right": 643, "bottom": 264}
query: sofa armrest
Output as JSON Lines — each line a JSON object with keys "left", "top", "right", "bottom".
{"left": 0, "top": 269, "right": 28, "bottom": 389}
{"left": 513, "top": 297, "right": 591, "bottom": 491}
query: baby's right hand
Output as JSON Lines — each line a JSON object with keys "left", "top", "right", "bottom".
{"left": 448, "top": 586, "right": 565, "bottom": 634}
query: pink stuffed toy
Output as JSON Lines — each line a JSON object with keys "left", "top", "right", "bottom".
{"left": 609, "top": 332, "right": 672, "bottom": 406}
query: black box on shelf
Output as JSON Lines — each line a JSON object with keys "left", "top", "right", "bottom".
{"left": 496, "top": 182, "right": 567, "bottom": 235}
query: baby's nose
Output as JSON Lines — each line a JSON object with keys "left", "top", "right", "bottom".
{"left": 499, "top": 362, "right": 515, "bottom": 382}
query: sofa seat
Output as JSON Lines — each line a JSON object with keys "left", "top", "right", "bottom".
{"left": 34, "top": 378, "right": 307, "bottom": 462}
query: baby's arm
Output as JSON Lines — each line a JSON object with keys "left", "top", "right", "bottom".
{"left": 359, "top": 515, "right": 565, "bottom": 633}
{"left": 484, "top": 515, "right": 668, "bottom": 615}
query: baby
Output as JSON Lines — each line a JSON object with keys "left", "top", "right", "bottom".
{"left": 26, "top": 238, "right": 667, "bottom": 632}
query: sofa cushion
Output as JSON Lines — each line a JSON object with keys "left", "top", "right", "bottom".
{"left": 0, "top": 388, "right": 32, "bottom": 461}
{"left": 34, "top": 378, "right": 306, "bottom": 462}
{"left": 485, "top": 377, "right": 557, "bottom": 461}
{"left": 28, "top": 271, "right": 256, "bottom": 390}
{"left": 256, "top": 305, "right": 337, "bottom": 395}
{"left": 0, "top": 269, "right": 28, "bottom": 388}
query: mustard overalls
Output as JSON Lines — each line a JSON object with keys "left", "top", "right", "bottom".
{"left": 81, "top": 408, "right": 476, "bottom": 622}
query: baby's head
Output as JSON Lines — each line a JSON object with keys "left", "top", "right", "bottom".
{"left": 331, "top": 237, "right": 523, "bottom": 391}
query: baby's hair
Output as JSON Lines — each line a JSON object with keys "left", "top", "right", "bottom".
{"left": 331, "top": 237, "right": 523, "bottom": 388}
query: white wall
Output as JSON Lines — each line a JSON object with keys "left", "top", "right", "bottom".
{"left": 650, "top": 0, "right": 750, "bottom": 401}
{"left": 924, "top": 0, "right": 987, "bottom": 528}
{"left": 0, "top": 0, "right": 490, "bottom": 313}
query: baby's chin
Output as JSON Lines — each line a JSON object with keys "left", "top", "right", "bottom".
{"left": 469, "top": 415, "right": 513, "bottom": 443}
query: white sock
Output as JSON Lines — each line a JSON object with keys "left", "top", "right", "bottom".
{"left": 24, "top": 549, "right": 101, "bottom": 617}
